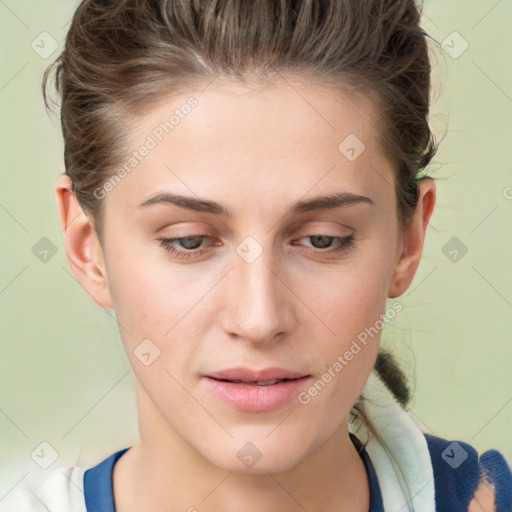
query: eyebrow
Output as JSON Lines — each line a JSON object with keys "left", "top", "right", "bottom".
{"left": 138, "top": 191, "right": 375, "bottom": 217}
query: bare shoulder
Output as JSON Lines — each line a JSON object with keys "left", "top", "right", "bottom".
{"left": 467, "top": 479, "right": 496, "bottom": 512}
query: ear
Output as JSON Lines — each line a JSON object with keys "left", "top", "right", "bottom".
{"left": 54, "top": 174, "right": 113, "bottom": 309}
{"left": 388, "top": 178, "right": 436, "bottom": 299}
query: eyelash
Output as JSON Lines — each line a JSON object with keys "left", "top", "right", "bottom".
{"left": 157, "top": 233, "right": 355, "bottom": 260}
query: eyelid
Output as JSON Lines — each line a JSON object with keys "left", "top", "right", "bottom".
{"left": 157, "top": 221, "right": 214, "bottom": 235}
{"left": 285, "top": 219, "right": 354, "bottom": 237}
{"left": 157, "top": 231, "right": 356, "bottom": 261}
{"left": 157, "top": 220, "right": 354, "bottom": 245}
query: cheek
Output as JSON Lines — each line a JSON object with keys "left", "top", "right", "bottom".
{"left": 105, "top": 247, "right": 216, "bottom": 366}
{"left": 106, "top": 224, "right": 394, "bottom": 352}
{"left": 297, "top": 246, "right": 394, "bottom": 390}
{"left": 295, "top": 271, "right": 387, "bottom": 426}
{"left": 105, "top": 246, "right": 179, "bottom": 343}
{"left": 305, "top": 256, "right": 392, "bottom": 341}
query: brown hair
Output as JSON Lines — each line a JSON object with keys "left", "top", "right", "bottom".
{"left": 42, "top": 0, "right": 442, "bottom": 414}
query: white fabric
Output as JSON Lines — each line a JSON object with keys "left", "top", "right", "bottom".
{"left": 1, "top": 369, "right": 436, "bottom": 511}
{"left": 0, "top": 464, "right": 86, "bottom": 512}
{"left": 348, "top": 370, "right": 436, "bottom": 511}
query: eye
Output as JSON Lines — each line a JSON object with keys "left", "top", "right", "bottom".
{"left": 157, "top": 235, "right": 214, "bottom": 260}
{"left": 294, "top": 234, "right": 355, "bottom": 256}
{"left": 157, "top": 233, "right": 355, "bottom": 261}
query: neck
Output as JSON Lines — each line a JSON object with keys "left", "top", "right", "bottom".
{"left": 112, "top": 382, "right": 370, "bottom": 512}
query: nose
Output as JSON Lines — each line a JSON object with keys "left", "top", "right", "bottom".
{"left": 221, "top": 241, "right": 295, "bottom": 345}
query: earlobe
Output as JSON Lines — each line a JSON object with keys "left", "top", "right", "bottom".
{"left": 54, "top": 174, "right": 113, "bottom": 309}
{"left": 387, "top": 179, "right": 436, "bottom": 299}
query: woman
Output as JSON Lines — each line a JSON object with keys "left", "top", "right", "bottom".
{"left": 5, "top": 0, "right": 511, "bottom": 511}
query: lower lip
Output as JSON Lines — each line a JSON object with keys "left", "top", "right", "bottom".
{"left": 203, "top": 376, "right": 311, "bottom": 412}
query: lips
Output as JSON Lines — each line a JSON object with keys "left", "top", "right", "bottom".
{"left": 212, "top": 377, "right": 292, "bottom": 386}
{"left": 204, "top": 366, "right": 310, "bottom": 385}
{"left": 203, "top": 369, "right": 313, "bottom": 412}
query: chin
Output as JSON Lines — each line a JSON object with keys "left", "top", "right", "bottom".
{"left": 200, "top": 434, "right": 311, "bottom": 475}
{"left": 216, "top": 453, "right": 304, "bottom": 475}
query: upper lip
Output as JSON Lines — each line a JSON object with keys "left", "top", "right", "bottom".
{"left": 204, "top": 367, "right": 310, "bottom": 382}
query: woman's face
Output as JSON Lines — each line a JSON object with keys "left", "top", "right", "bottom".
{"left": 98, "top": 78, "right": 405, "bottom": 473}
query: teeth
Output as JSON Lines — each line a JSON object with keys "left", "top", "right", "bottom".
{"left": 216, "top": 378, "right": 294, "bottom": 385}
{"left": 255, "top": 379, "right": 282, "bottom": 386}
{"left": 221, "top": 378, "right": 286, "bottom": 385}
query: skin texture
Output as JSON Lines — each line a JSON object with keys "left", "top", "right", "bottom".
{"left": 468, "top": 480, "right": 496, "bottom": 511}
{"left": 54, "top": 78, "right": 436, "bottom": 512}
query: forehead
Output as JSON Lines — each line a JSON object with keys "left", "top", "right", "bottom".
{"left": 110, "top": 78, "right": 395, "bottom": 212}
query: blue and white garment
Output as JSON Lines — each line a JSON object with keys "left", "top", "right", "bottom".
{"left": 2, "top": 370, "right": 511, "bottom": 511}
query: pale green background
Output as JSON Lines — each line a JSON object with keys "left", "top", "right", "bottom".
{"left": 1, "top": 0, "right": 511, "bottom": 496}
